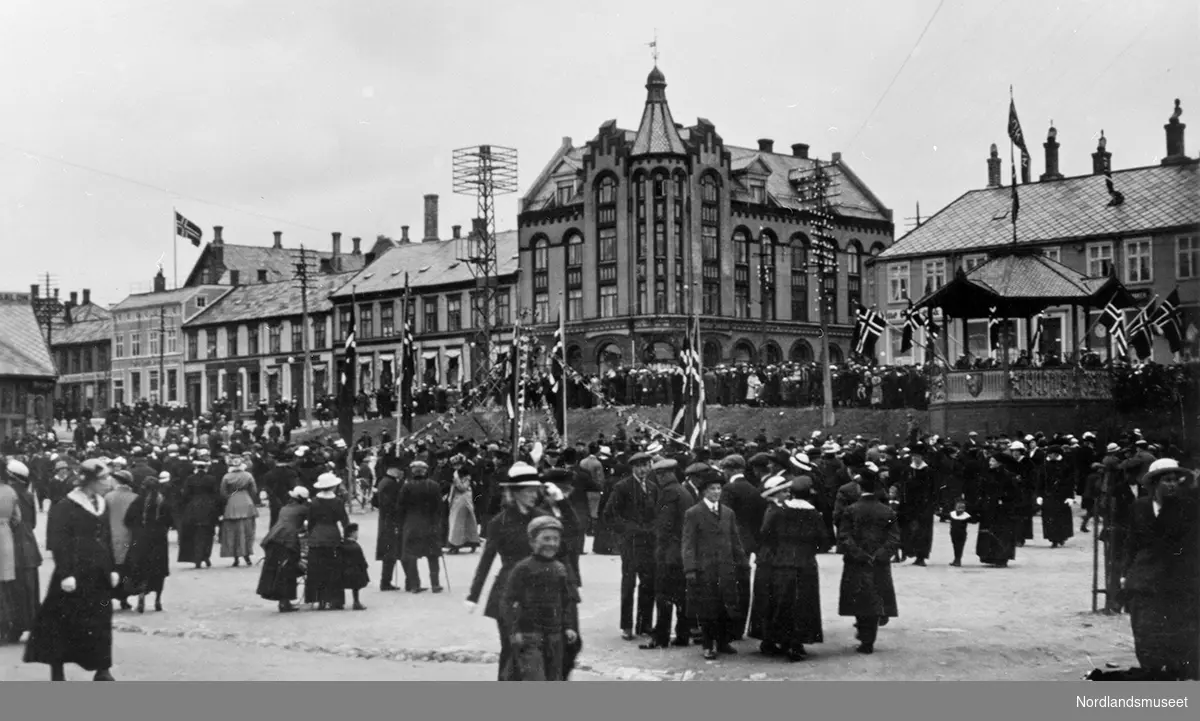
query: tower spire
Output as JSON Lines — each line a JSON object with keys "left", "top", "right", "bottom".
{"left": 647, "top": 29, "right": 659, "bottom": 66}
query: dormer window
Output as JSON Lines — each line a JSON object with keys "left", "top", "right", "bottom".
{"left": 556, "top": 181, "right": 574, "bottom": 206}
{"left": 257, "top": 269, "right": 268, "bottom": 283}
{"left": 749, "top": 179, "right": 766, "bottom": 204}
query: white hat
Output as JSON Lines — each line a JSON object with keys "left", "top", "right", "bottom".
{"left": 503, "top": 461, "right": 542, "bottom": 488}
{"left": 1082, "top": 432, "right": 1096, "bottom": 440}
{"left": 112, "top": 457, "right": 127, "bottom": 467}
{"left": 760, "top": 475, "right": 792, "bottom": 499}
{"left": 1142, "top": 458, "right": 1184, "bottom": 485}
{"left": 167, "top": 444, "right": 179, "bottom": 453}
{"left": 542, "top": 483, "right": 565, "bottom": 503}
{"left": 314, "top": 473, "right": 341, "bottom": 490}
{"left": 1106, "top": 442, "right": 1120, "bottom": 453}
{"left": 1009, "top": 441, "right": 1026, "bottom": 451}
{"left": 333, "top": 439, "right": 346, "bottom": 448}
{"left": 598, "top": 445, "right": 612, "bottom": 458}
{"left": 288, "top": 486, "right": 310, "bottom": 500}
{"left": 789, "top": 452, "right": 813, "bottom": 472}
{"left": 645, "top": 441, "right": 664, "bottom": 455}
{"left": 1023, "top": 435, "right": 1034, "bottom": 442}
{"left": 158, "top": 471, "right": 172, "bottom": 484}
{"left": 5, "top": 459, "right": 30, "bottom": 478}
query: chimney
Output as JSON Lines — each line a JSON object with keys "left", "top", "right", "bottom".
{"left": 452, "top": 225, "right": 462, "bottom": 239}
{"left": 153, "top": 269, "right": 167, "bottom": 293}
{"left": 1092, "top": 131, "right": 1112, "bottom": 175}
{"left": 987, "top": 144, "right": 1002, "bottom": 187}
{"left": 791, "top": 143, "right": 810, "bottom": 159}
{"left": 273, "top": 230, "right": 282, "bottom": 249}
{"left": 331, "top": 232, "right": 342, "bottom": 271}
{"left": 213, "top": 226, "right": 224, "bottom": 245}
{"left": 69, "top": 291, "right": 78, "bottom": 306}
{"left": 423, "top": 194, "right": 439, "bottom": 241}
{"left": 352, "top": 237, "right": 362, "bottom": 255}
{"left": 1163, "top": 98, "right": 1188, "bottom": 165}
{"left": 400, "top": 226, "right": 410, "bottom": 244}
{"left": 30, "top": 284, "right": 39, "bottom": 298}
{"left": 82, "top": 289, "right": 91, "bottom": 305}
{"left": 757, "top": 138, "right": 774, "bottom": 153}
{"left": 1040, "top": 125, "right": 1062, "bottom": 181}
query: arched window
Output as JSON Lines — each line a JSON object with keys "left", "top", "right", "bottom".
{"left": 703, "top": 339, "right": 722, "bottom": 368}
{"left": 597, "top": 341, "right": 623, "bottom": 374}
{"left": 790, "top": 234, "right": 810, "bottom": 322}
{"left": 596, "top": 177, "right": 618, "bottom": 317}
{"left": 846, "top": 240, "right": 863, "bottom": 312}
{"left": 565, "top": 231, "right": 584, "bottom": 320}
{"left": 789, "top": 339, "right": 814, "bottom": 363}
{"left": 828, "top": 343, "right": 844, "bottom": 365}
{"left": 532, "top": 237, "right": 549, "bottom": 323}
{"left": 763, "top": 341, "right": 782, "bottom": 364}
{"left": 700, "top": 174, "right": 721, "bottom": 315}
{"left": 733, "top": 228, "right": 751, "bottom": 318}
{"left": 733, "top": 340, "right": 756, "bottom": 365}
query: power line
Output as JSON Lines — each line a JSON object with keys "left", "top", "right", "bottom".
{"left": 0, "top": 142, "right": 334, "bottom": 234}
{"left": 847, "top": 0, "right": 948, "bottom": 150}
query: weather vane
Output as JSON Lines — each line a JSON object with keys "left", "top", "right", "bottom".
{"left": 647, "top": 29, "right": 658, "bottom": 66}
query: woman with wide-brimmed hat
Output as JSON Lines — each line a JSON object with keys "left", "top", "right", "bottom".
{"left": 124, "top": 471, "right": 174, "bottom": 613}
{"left": 258, "top": 485, "right": 310, "bottom": 613}
{"left": 973, "top": 452, "right": 1021, "bottom": 567}
{"left": 1, "top": 459, "right": 42, "bottom": 643}
{"left": 758, "top": 474, "right": 828, "bottom": 661}
{"left": 219, "top": 454, "right": 258, "bottom": 567}
{"left": 305, "top": 472, "right": 350, "bottom": 610}
{"left": 178, "top": 458, "right": 221, "bottom": 569}
{"left": 1121, "top": 458, "right": 1198, "bottom": 680}
{"left": 23, "top": 459, "right": 119, "bottom": 681}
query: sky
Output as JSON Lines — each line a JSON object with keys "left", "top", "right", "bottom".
{"left": 1, "top": 0, "right": 1196, "bottom": 307}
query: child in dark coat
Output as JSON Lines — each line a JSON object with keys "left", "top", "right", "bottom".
{"left": 341, "top": 524, "right": 370, "bottom": 611}
{"left": 500, "top": 516, "right": 580, "bottom": 681}
{"left": 947, "top": 500, "right": 976, "bottom": 567}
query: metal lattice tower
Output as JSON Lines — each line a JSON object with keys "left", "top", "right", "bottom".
{"left": 452, "top": 145, "right": 518, "bottom": 400}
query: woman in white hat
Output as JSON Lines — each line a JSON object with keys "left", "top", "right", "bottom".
{"left": 219, "top": 455, "right": 258, "bottom": 568}
{"left": 1120, "top": 459, "right": 1198, "bottom": 679}
{"left": 258, "top": 486, "right": 310, "bottom": 613}
{"left": 1, "top": 459, "right": 42, "bottom": 643}
{"left": 758, "top": 475, "right": 827, "bottom": 662}
{"left": 24, "top": 459, "right": 119, "bottom": 681}
{"left": 304, "top": 473, "right": 350, "bottom": 610}
{"left": 123, "top": 472, "right": 175, "bottom": 613}
{"left": 466, "top": 461, "right": 557, "bottom": 680}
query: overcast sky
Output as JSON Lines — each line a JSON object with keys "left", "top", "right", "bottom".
{"left": 2, "top": 0, "right": 1196, "bottom": 307}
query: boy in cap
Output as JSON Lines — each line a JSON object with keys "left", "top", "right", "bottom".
{"left": 500, "top": 516, "right": 580, "bottom": 681}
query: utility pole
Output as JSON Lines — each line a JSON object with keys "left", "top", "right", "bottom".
{"left": 159, "top": 306, "right": 166, "bottom": 405}
{"left": 758, "top": 227, "right": 772, "bottom": 361}
{"left": 294, "top": 244, "right": 315, "bottom": 428}
{"left": 794, "top": 160, "right": 841, "bottom": 428}
{"left": 904, "top": 201, "right": 922, "bottom": 232}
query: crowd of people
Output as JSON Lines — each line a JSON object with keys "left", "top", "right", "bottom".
{"left": 0, "top": 407, "right": 1195, "bottom": 682}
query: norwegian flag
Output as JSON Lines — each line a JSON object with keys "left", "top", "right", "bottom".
{"left": 1129, "top": 297, "right": 1158, "bottom": 361}
{"left": 175, "top": 211, "right": 203, "bottom": 247}
{"left": 900, "top": 299, "right": 919, "bottom": 354}
{"left": 546, "top": 311, "right": 566, "bottom": 437}
{"left": 1152, "top": 288, "right": 1184, "bottom": 353}
{"left": 686, "top": 312, "right": 707, "bottom": 451}
{"left": 1098, "top": 297, "right": 1123, "bottom": 332}
{"left": 854, "top": 306, "right": 885, "bottom": 357}
{"left": 671, "top": 321, "right": 696, "bottom": 437}
{"left": 1110, "top": 313, "right": 1129, "bottom": 359}
{"left": 1030, "top": 311, "right": 1045, "bottom": 353}
{"left": 400, "top": 278, "right": 415, "bottom": 433}
{"left": 924, "top": 307, "right": 940, "bottom": 341}
{"left": 337, "top": 301, "right": 357, "bottom": 443}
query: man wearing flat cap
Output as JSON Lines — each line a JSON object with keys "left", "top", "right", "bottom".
{"left": 640, "top": 456, "right": 698, "bottom": 650}
{"left": 606, "top": 451, "right": 659, "bottom": 640}
{"left": 396, "top": 460, "right": 444, "bottom": 593}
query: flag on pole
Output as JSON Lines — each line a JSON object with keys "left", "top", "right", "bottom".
{"left": 337, "top": 300, "right": 357, "bottom": 443}
{"left": 400, "top": 277, "right": 415, "bottom": 433}
{"left": 1110, "top": 313, "right": 1129, "bottom": 359}
{"left": 686, "top": 312, "right": 707, "bottom": 451}
{"left": 924, "top": 307, "right": 940, "bottom": 341}
{"left": 547, "top": 311, "right": 566, "bottom": 438}
{"left": 1097, "top": 131, "right": 1125, "bottom": 206}
{"left": 1030, "top": 311, "right": 1045, "bottom": 354}
{"left": 1007, "top": 93, "right": 1028, "bottom": 229}
{"left": 854, "top": 307, "right": 885, "bottom": 357}
{"left": 175, "top": 212, "right": 203, "bottom": 247}
{"left": 1151, "top": 287, "right": 1184, "bottom": 353}
{"left": 1129, "top": 297, "right": 1158, "bottom": 361}
{"left": 900, "top": 300, "right": 918, "bottom": 354}
{"left": 1098, "top": 297, "right": 1123, "bottom": 332}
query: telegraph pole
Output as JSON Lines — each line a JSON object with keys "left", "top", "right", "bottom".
{"left": 758, "top": 227, "right": 771, "bottom": 360}
{"left": 794, "top": 160, "right": 841, "bottom": 428}
{"left": 159, "top": 306, "right": 166, "bottom": 405}
{"left": 294, "top": 244, "right": 315, "bottom": 428}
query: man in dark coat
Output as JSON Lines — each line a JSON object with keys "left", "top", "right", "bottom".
{"left": 682, "top": 468, "right": 747, "bottom": 660}
{"left": 836, "top": 472, "right": 900, "bottom": 654}
{"left": 606, "top": 451, "right": 658, "bottom": 639}
{"left": 396, "top": 460, "right": 443, "bottom": 593}
{"left": 259, "top": 451, "right": 301, "bottom": 529}
{"left": 640, "top": 460, "right": 698, "bottom": 650}
{"left": 724, "top": 453, "right": 768, "bottom": 640}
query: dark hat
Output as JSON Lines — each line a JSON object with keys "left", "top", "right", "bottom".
{"left": 345, "top": 523, "right": 359, "bottom": 534}
{"left": 910, "top": 443, "right": 929, "bottom": 456}
{"left": 1045, "top": 445, "right": 1064, "bottom": 456}
{"left": 747, "top": 452, "right": 774, "bottom": 469}
{"left": 684, "top": 462, "right": 711, "bottom": 477}
{"left": 791, "top": 475, "right": 814, "bottom": 496}
{"left": 543, "top": 468, "right": 574, "bottom": 486}
{"left": 528, "top": 515, "right": 564, "bottom": 539}
{"left": 698, "top": 468, "right": 725, "bottom": 490}
{"left": 718, "top": 454, "right": 746, "bottom": 471}
{"left": 628, "top": 451, "right": 652, "bottom": 465}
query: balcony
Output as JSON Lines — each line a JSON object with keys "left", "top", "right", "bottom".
{"left": 931, "top": 367, "right": 1113, "bottom": 405}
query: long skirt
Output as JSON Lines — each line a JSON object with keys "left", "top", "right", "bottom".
{"left": 447, "top": 493, "right": 481, "bottom": 548}
{"left": 220, "top": 517, "right": 256, "bottom": 558}
{"left": 304, "top": 546, "right": 345, "bottom": 606}
{"left": 765, "top": 567, "right": 824, "bottom": 647}
{"left": 1041, "top": 501, "right": 1074, "bottom": 545}
{"left": 24, "top": 569, "right": 112, "bottom": 671}
{"left": 256, "top": 544, "right": 302, "bottom": 602}
{"left": 1128, "top": 592, "right": 1200, "bottom": 678}
{"left": 110, "top": 563, "right": 131, "bottom": 599}
{"left": 746, "top": 563, "right": 773, "bottom": 641}
{"left": 0, "top": 569, "right": 41, "bottom": 641}
{"left": 178, "top": 524, "right": 216, "bottom": 564}
{"left": 976, "top": 519, "right": 1016, "bottom": 565}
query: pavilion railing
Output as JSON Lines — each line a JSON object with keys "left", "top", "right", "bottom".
{"left": 932, "top": 367, "right": 1113, "bottom": 404}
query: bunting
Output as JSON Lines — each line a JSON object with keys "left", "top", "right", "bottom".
{"left": 900, "top": 299, "right": 919, "bottom": 354}
{"left": 337, "top": 301, "right": 357, "bottom": 443}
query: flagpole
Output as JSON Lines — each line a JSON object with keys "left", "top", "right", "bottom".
{"left": 172, "top": 206, "right": 178, "bottom": 289}
{"left": 396, "top": 274, "right": 407, "bottom": 452}
{"left": 1009, "top": 86, "right": 1019, "bottom": 246}
{"left": 559, "top": 300, "right": 567, "bottom": 447}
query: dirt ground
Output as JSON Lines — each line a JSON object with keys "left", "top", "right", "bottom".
{"left": 0, "top": 499, "right": 1141, "bottom": 682}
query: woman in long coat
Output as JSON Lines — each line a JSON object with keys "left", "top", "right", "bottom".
{"left": 0, "top": 464, "right": 22, "bottom": 642}
{"left": 1038, "top": 447, "right": 1075, "bottom": 548}
{"left": 2, "top": 459, "right": 42, "bottom": 643}
{"left": 974, "top": 453, "right": 1020, "bottom": 567}
{"left": 219, "top": 455, "right": 258, "bottom": 567}
{"left": 758, "top": 475, "right": 827, "bottom": 662}
{"left": 258, "top": 486, "right": 310, "bottom": 613}
{"left": 446, "top": 466, "right": 482, "bottom": 552}
{"left": 103, "top": 470, "right": 137, "bottom": 610}
{"left": 124, "top": 471, "right": 174, "bottom": 613}
{"left": 1121, "top": 460, "right": 1198, "bottom": 680}
{"left": 177, "top": 460, "right": 221, "bottom": 568}
{"left": 24, "top": 459, "right": 119, "bottom": 681}
{"left": 305, "top": 473, "right": 349, "bottom": 610}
